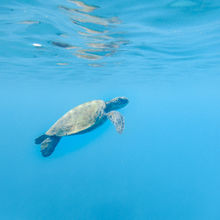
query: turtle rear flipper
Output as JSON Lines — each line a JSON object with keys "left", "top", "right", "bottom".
{"left": 35, "top": 134, "right": 48, "bottom": 144}
{"left": 41, "top": 136, "right": 61, "bottom": 157}
{"left": 107, "top": 111, "right": 125, "bottom": 134}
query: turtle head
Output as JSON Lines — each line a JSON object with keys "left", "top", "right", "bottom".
{"left": 106, "top": 97, "right": 129, "bottom": 112}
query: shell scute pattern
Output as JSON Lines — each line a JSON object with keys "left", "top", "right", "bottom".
{"left": 46, "top": 100, "right": 106, "bottom": 136}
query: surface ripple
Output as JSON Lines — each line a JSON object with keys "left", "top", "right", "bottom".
{"left": 0, "top": 0, "right": 220, "bottom": 83}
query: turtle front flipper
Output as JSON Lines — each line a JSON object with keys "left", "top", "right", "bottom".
{"left": 107, "top": 111, "right": 125, "bottom": 134}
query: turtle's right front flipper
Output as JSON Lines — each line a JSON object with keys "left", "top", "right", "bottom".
{"left": 107, "top": 111, "right": 125, "bottom": 134}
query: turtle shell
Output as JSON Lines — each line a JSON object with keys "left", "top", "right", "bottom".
{"left": 46, "top": 100, "right": 106, "bottom": 137}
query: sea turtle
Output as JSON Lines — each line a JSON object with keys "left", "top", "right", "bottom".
{"left": 35, "top": 97, "right": 129, "bottom": 157}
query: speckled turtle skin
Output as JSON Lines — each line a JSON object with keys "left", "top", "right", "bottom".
{"left": 46, "top": 100, "right": 106, "bottom": 137}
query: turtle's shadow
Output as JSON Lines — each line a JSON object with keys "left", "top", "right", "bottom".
{"left": 52, "top": 122, "right": 110, "bottom": 158}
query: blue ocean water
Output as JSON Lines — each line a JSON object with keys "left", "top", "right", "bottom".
{"left": 1, "top": 0, "right": 220, "bottom": 219}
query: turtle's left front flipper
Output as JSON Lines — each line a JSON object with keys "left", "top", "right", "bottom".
{"left": 107, "top": 111, "right": 125, "bottom": 134}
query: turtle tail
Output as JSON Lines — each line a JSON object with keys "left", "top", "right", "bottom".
{"left": 40, "top": 136, "right": 61, "bottom": 157}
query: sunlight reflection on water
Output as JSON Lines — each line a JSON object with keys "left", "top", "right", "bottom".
{"left": 0, "top": 0, "right": 220, "bottom": 83}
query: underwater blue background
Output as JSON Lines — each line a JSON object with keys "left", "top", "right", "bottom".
{"left": 0, "top": 0, "right": 220, "bottom": 219}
